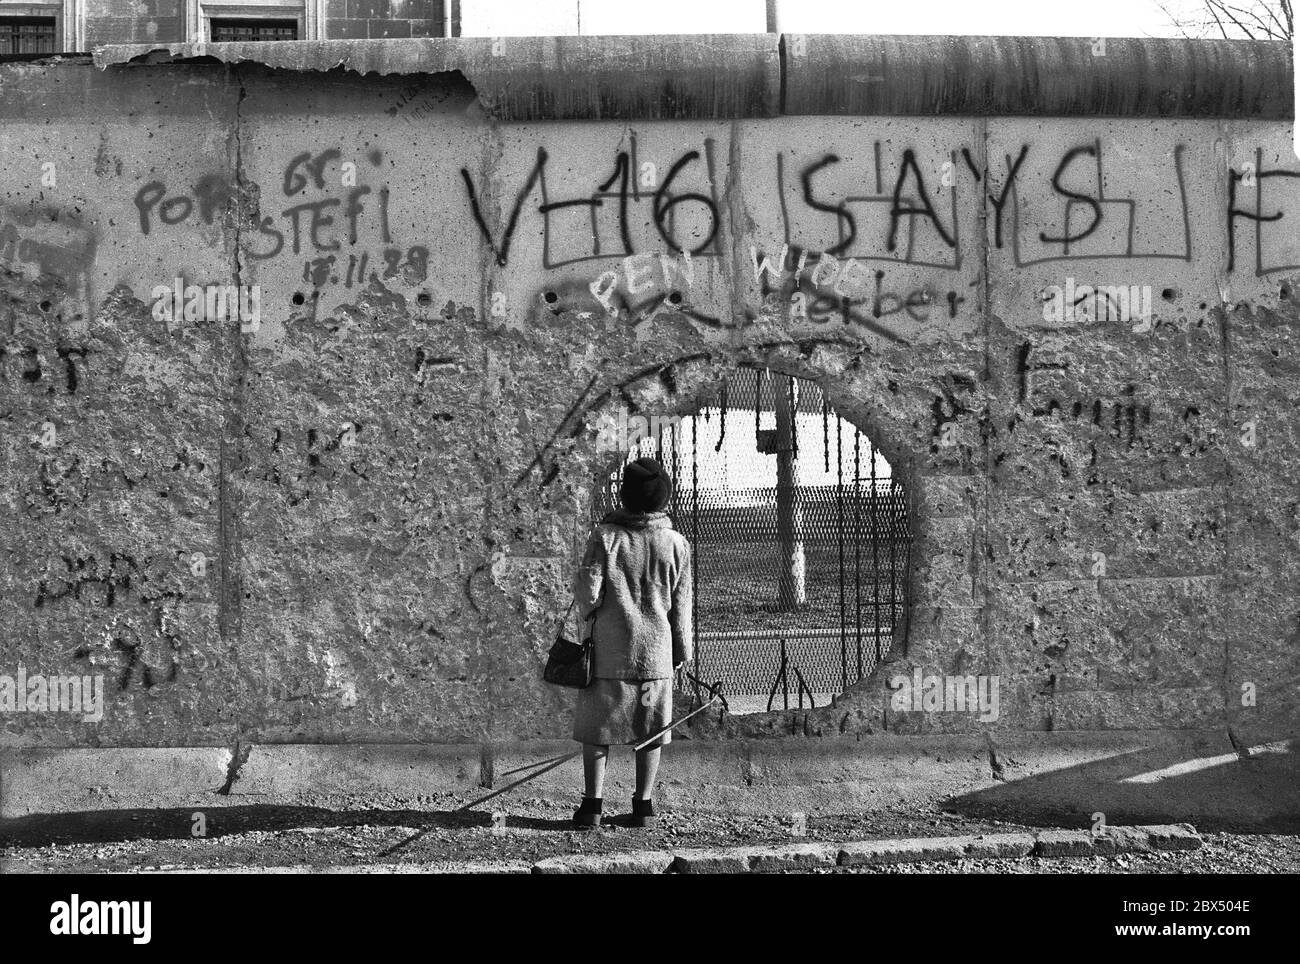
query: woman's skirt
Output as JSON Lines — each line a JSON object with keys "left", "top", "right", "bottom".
{"left": 573, "top": 677, "right": 672, "bottom": 747}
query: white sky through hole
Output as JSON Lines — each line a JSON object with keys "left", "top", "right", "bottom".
{"left": 632, "top": 408, "right": 893, "bottom": 496}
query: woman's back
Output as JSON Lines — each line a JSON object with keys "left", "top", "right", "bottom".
{"left": 575, "top": 508, "right": 693, "bottom": 680}
{"left": 568, "top": 456, "right": 689, "bottom": 828}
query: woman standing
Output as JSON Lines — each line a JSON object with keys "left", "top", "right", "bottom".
{"left": 571, "top": 456, "right": 693, "bottom": 829}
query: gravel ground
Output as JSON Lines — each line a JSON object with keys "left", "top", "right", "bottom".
{"left": 4, "top": 797, "right": 1298, "bottom": 873}
{"left": 824, "top": 836, "right": 1300, "bottom": 874}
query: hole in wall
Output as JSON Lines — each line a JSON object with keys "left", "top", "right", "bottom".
{"left": 291, "top": 291, "right": 306, "bottom": 306}
{"left": 590, "top": 365, "right": 912, "bottom": 716}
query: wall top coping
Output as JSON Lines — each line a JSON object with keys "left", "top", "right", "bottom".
{"left": 84, "top": 33, "right": 1296, "bottom": 122}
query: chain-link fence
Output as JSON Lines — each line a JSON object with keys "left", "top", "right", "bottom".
{"left": 593, "top": 368, "right": 911, "bottom": 714}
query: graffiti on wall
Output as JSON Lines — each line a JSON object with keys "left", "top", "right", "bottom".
{"left": 0, "top": 204, "right": 98, "bottom": 312}
{"left": 111, "top": 132, "right": 1300, "bottom": 342}
{"left": 133, "top": 149, "right": 428, "bottom": 297}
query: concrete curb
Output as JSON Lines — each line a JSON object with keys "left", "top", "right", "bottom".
{"left": 0, "top": 825, "right": 1200, "bottom": 874}
{"left": 534, "top": 850, "right": 677, "bottom": 874}
{"left": 534, "top": 824, "right": 1201, "bottom": 874}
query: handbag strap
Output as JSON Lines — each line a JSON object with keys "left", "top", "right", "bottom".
{"left": 559, "top": 598, "right": 595, "bottom": 629}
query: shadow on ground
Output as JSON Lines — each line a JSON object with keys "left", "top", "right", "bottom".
{"left": 945, "top": 737, "right": 1300, "bottom": 834}
{"left": 0, "top": 806, "right": 583, "bottom": 848}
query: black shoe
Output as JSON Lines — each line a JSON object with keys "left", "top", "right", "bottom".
{"left": 629, "top": 798, "right": 657, "bottom": 828}
{"left": 573, "top": 797, "right": 602, "bottom": 828}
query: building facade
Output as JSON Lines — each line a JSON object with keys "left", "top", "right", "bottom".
{"left": 0, "top": 0, "right": 463, "bottom": 51}
{"left": 0, "top": 0, "right": 779, "bottom": 52}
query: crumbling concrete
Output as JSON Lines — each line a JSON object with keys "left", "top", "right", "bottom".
{"left": 0, "top": 36, "right": 1297, "bottom": 817}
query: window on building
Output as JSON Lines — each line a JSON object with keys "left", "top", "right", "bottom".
{"left": 0, "top": 16, "right": 57, "bottom": 54}
{"left": 209, "top": 18, "right": 298, "bottom": 42}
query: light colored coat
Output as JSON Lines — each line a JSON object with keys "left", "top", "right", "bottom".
{"left": 573, "top": 510, "right": 693, "bottom": 680}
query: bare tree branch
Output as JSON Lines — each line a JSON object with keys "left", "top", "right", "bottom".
{"left": 1158, "top": 1, "right": 1201, "bottom": 37}
{"left": 1211, "top": 1, "right": 1262, "bottom": 38}
{"left": 1205, "top": 1, "right": 1233, "bottom": 37}
{"left": 1220, "top": 1, "right": 1285, "bottom": 37}
{"left": 1262, "top": 0, "right": 1290, "bottom": 35}
{"left": 1166, "top": 0, "right": 1293, "bottom": 39}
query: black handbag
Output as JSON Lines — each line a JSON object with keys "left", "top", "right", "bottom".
{"left": 544, "top": 600, "right": 595, "bottom": 689}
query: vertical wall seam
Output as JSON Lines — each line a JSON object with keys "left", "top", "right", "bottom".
{"left": 776, "top": 33, "right": 788, "bottom": 117}
{"left": 974, "top": 115, "right": 994, "bottom": 683}
{"left": 723, "top": 117, "right": 748, "bottom": 343}
{"left": 1215, "top": 118, "right": 1235, "bottom": 735}
{"left": 218, "top": 64, "right": 248, "bottom": 725}
{"left": 476, "top": 113, "right": 506, "bottom": 746}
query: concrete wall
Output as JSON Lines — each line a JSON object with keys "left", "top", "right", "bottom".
{"left": 0, "top": 37, "right": 1297, "bottom": 762}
